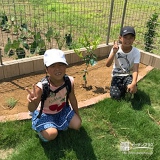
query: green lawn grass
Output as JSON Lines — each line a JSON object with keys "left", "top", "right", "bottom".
{"left": 0, "top": 68, "right": 160, "bottom": 160}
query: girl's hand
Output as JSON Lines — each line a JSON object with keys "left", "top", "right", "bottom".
{"left": 26, "top": 84, "right": 38, "bottom": 102}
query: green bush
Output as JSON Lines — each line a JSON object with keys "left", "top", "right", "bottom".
{"left": 144, "top": 13, "right": 158, "bottom": 53}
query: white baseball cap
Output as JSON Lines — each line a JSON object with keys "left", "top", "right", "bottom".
{"left": 44, "top": 49, "right": 68, "bottom": 67}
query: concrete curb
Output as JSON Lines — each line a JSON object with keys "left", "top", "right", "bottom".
{"left": 0, "top": 65, "right": 154, "bottom": 122}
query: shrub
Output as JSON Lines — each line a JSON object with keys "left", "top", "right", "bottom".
{"left": 144, "top": 13, "right": 158, "bottom": 53}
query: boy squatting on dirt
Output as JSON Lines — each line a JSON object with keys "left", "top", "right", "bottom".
{"left": 26, "top": 49, "right": 82, "bottom": 142}
{"left": 106, "top": 26, "right": 141, "bottom": 100}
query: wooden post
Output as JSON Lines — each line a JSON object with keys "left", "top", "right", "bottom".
{"left": 0, "top": 48, "right": 3, "bottom": 65}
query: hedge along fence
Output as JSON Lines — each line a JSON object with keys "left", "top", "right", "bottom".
{"left": 0, "top": 44, "right": 160, "bottom": 81}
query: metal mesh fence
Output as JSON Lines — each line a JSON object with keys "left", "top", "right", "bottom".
{"left": 120, "top": 0, "right": 160, "bottom": 54}
{"left": 0, "top": 0, "right": 160, "bottom": 62}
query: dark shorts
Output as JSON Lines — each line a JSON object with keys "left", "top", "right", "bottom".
{"left": 32, "top": 105, "right": 75, "bottom": 132}
{"left": 110, "top": 75, "right": 133, "bottom": 100}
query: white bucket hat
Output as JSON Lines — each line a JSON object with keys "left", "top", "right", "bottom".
{"left": 44, "top": 49, "right": 68, "bottom": 67}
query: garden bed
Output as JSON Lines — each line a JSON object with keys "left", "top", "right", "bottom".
{"left": 0, "top": 58, "right": 147, "bottom": 117}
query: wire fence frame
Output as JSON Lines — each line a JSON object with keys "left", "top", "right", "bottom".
{"left": 0, "top": 0, "right": 160, "bottom": 63}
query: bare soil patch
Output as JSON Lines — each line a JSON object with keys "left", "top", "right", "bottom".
{"left": 0, "top": 58, "right": 147, "bottom": 116}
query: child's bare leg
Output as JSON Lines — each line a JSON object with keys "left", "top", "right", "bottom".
{"left": 69, "top": 114, "right": 81, "bottom": 130}
{"left": 40, "top": 128, "right": 58, "bottom": 141}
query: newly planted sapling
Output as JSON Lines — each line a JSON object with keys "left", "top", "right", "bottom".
{"left": 74, "top": 35, "right": 100, "bottom": 87}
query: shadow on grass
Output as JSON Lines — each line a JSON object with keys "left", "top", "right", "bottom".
{"left": 131, "top": 89, "right": 151, "bottom": 110}
{"left": 40, "top": 127, "right": 97, "bottom": 160}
